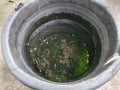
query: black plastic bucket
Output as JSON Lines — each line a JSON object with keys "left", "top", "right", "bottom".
{"left": 2, "top": 0, "right": 120, "bottom": 90}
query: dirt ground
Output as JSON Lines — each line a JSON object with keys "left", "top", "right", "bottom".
{"left": 0, "top": 0, "right": 120, "bottom": 90}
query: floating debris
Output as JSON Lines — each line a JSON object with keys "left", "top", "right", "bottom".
{"left": 26, "top": 31, "right": 89, "bottom": 82}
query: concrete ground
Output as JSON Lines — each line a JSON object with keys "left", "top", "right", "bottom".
{"left": 0, "top": 0, "right": 120, "bottom": 90}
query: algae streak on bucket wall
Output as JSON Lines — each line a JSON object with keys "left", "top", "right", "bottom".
{"left": 26, "top": 31, "right": 89, "bottom": 82}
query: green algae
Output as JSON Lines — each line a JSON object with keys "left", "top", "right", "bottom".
{"left": 26, "top": 31, "right": 89, "bottom": 82}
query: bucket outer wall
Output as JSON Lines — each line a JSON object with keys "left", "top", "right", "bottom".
{"left": 1, "top": 0, "right": 120, "bottom": 90}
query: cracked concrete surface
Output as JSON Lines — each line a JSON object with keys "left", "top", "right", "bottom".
{"left": 0, "top": 0, "right": 120, "bottom": 90}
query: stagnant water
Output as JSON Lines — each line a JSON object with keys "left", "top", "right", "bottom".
{"left": 26, "top": 31, "right": 89, "bottom": 82}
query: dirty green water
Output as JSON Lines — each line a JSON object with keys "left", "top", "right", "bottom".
{"left": 26, "top": 31, "right": 89, "bottom": 82}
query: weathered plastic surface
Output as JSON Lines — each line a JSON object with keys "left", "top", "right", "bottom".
{"left": 1, "top": 0, "right": 120, "bottom": 90}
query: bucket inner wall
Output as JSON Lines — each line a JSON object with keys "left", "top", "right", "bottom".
{"left": 22, "top": 13, "right": 102, "bottom": 82}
